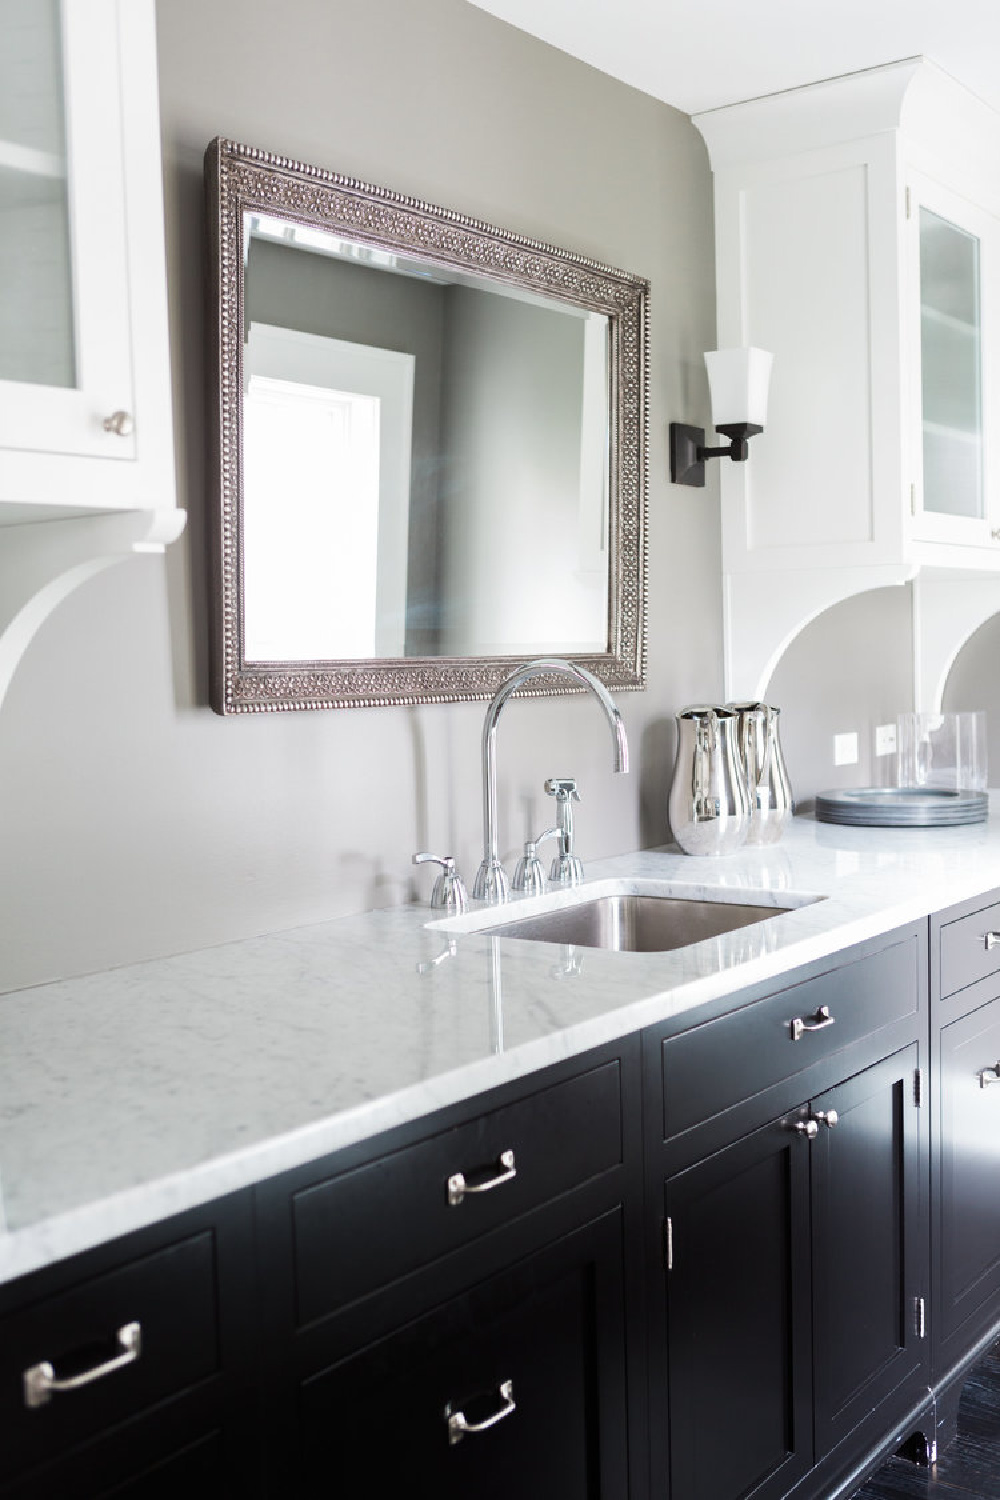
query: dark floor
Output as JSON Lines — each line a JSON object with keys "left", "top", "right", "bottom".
{"left": 853, "top": 1344, "right": 1000, "bottom": 1498}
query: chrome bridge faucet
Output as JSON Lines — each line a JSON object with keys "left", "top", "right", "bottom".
{"left": 472, "top": 658, "right": 629, "bottom": 905}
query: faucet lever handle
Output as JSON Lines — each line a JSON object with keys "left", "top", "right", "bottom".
{"left": 544, "top": 777, "right": 580, "bottom": 802}
{"left": 413, "top": 852, "right": 468, "bottom": 914}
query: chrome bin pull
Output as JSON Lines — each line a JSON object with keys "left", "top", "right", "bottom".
{"left": 447, "top": 1149, "right": 516, "bottom": 1207}
{"left": 445, "top": 1379, "right": 516, "bottom": 1445}
{"left": 24, "top": 1321, "right": 142, "bottom": 1409}
{"left": 790, "top": 1004, "right": 835, "bottom": 1042}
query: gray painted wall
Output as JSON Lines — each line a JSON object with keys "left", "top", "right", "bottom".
{"left": 0, "top": 0, "right": 720, "bottom": 991}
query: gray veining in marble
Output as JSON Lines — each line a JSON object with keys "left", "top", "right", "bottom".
{"left": 5, "top": 805, "right": 1000, "bottom": 1283}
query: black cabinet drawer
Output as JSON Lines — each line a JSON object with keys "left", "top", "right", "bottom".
{"left": 0, "top": 1233, "right": 219, "bottom": 1480}
{"left": 940, "top": 897, "right": 1000, "bottom": 999}
{"left": 292, "top": 1059, "right": 623, "bottom": 1327}
{"left": 296, "top": 1211, "right": 627, "bottom": 1500}
{"left": 660, "top": 934, "right": 919, "bottom": 1140}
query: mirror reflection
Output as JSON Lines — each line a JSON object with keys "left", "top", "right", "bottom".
{"left": 242, "top": 213, "right": 611, "bottom": 662}
{"left": 207, "top": 138, "right": 648, "bottom": 711}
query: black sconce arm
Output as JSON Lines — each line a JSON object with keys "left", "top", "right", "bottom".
{"left": 670, "top": 421, "right": 764, "bottom": 487}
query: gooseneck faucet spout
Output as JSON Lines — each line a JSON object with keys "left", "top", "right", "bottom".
{"left": 472, "top": 658, "right": 629, "bottom": 905}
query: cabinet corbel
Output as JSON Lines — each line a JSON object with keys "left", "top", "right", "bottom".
{"left": 724, "top": 563, "right": 917, "bottom": 701}
{"left": 911, "top": 570, "right": 1000, "bottom": 713}
{"left": 0, "top": 508, "right": 186, "bottom": 710}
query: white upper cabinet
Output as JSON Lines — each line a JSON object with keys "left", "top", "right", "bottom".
{"left": 0, "top": 0, "right": 181, "bottom": 712}
{"left": 695, "top": 60, "right": 1000, "bottom": 704}
{"left": 0, "top": 0, "right": 178, "bottom": 524}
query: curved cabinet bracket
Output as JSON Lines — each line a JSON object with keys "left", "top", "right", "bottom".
{"left": 912, "top": 570, "right": 1000, "bottom": 712}
{"left": 0, "top": 508, "right": 186, "bottom": 710}
{"left": 724, "top": 563, "right": 918, "bottom": 702}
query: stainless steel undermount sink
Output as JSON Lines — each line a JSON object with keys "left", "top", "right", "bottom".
{"left": 431, "top": 880, "right": 820, "bottom": 955}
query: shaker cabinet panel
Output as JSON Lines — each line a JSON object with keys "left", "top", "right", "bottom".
{"left": 938, "top": 895, "right": 1000, "bottom": 999}
{"left": 0, "top": 1233, "right": 220, "bottom": 1482}
{"left": 292, "top": 1058, "right": 623, "bottom": 1327}
{"left": 660, "top": 935, "right": 919, "bottom": 1143}
{"left": 296, "top": 1211, "right": 628, "bottom": 1500}
{"left": 934, "top": 991, "right": 1000, "bottom": 1369}
{"left": 663, "top": 1119, "right": 813, "bottom": 1500}
{"left": 811, "top": 1045, "right": 925, "bottom": 1456}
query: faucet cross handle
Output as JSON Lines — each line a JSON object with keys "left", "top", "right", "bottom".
{"left": 413, "top": 852, "right": 468, "bottom": 914}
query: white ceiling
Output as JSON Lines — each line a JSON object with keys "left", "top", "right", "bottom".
{"left": 467, "top": 0, "right": 1000, "bottom": 118}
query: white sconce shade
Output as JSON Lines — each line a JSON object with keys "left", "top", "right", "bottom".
{"left": 704, "top": 347, "right": 773, "bottom": 430}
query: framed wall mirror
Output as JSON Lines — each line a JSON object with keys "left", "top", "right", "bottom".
{"left": 206, "top": 137, "right": 649, "bottom": 712}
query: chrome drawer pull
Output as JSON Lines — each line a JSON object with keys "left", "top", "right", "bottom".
{"left": 445, "top": 1379, "right": 516, "bottom": 1445}
{"left": 979, "top": 1063, "right": 1000, "bottom": 1088}
{"left": 447, "top": 1149, "right": 516, "bottom": 1207}
{"left": 790, "top": 1005, "right": 835, "bottom": 1042}
{"left": 23, "top": 1321, "right": 142, "bottom": 1409}
{"left": 985, "top": 932, "right": 1000, "bottom": 952}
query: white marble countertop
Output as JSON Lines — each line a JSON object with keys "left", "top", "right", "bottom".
{"left": 5, "top": 803, "right": 1000, "bottom": 1285}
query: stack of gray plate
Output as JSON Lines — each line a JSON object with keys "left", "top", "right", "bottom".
{"left": 815, "top": 787, "right": 989, "bottom": 828}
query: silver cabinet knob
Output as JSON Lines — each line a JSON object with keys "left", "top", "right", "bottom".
{"left": 790, "top": 1118, "right": 819, "bottom": 1139}
{"left": 813, "top": 1109, "right": 839, "bottom": 1129}
{"left": 979, "top": 1062, "right": 1000, "bottom": 1088}
{"left": 985, "top": 932, "right": 1000, "bottom": 951}
{"left": 102, "top": 409, "right": 134, "bottom": 437}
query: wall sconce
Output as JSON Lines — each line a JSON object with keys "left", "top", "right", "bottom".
{"left": 670, "top": 347, "right": 773, "bottom": 487}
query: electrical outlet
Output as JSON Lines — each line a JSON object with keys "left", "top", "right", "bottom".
{"left": 875, "top": 723, "right": 897, "bottom": 758}
{"left": 834, "top": 732, "right": 859, "bottom": 766}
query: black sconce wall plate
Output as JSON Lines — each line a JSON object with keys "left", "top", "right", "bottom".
{"left": 670, "top": 424, "right": 708, "bottom": 487}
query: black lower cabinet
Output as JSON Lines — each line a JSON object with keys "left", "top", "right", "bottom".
{"left": 0, "top": 1192, "right": 259, "bottom": 1500}
{"left": 663, "top": 1118, "right": 813, "bottom": 1500}
{"left": 660, "top": 1044, "right": 926, "bottom": 1500}
{"left": 296, "top": 1211, "right": 628, "bottom": 1499}
{"left": 934, "top": 990, "right": 1000, "bottom": 1376}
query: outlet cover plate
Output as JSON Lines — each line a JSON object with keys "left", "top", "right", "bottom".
{"left": 834, "top": 731, "right": 859, "bottom": 766}
{"left": 875, "top": 723, "right": 898, "bottom": 757}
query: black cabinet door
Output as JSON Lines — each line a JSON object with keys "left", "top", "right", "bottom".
{"left": 663, "top": 1117, "right": 813, "bottom": 1500}
{"left": 935, "top": 993, "right": 1000, "bottom": 1368}
{"left": 295, "top": 1210, "right": 628, "bottom": 1500}
{"left": 811, "top": 1044, "right": 924, "bottom": 1457}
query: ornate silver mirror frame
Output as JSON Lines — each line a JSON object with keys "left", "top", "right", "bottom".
{"left": 206, "top": 137, "right": 648, "bottom": 713}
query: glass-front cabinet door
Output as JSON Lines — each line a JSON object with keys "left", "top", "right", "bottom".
{"left": 909, "top": 173, "right": 998, "bottom": 547}
{"left": 0, "top": 0, "right": 136, "bottom": 464}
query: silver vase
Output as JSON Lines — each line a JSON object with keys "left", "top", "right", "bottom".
{"left": 669, "top": 706, "right": 751, "bottom": 856}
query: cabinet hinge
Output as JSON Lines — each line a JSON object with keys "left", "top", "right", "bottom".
{"left": 914, "top": 1296, "right": 926, "bottom": 1339}
{"left": 905, "top": 185, "right": 912, "bottom": 219}
{"left": 664, "top": 1217, "right": 673, "bottom": 1272}
{"left": 913, "top": 1068, "right": 924, "bottom": 1107}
